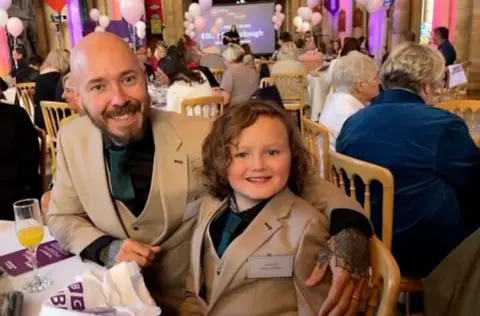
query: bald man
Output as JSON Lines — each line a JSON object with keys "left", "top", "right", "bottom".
{"left": 47, "top": 33, "right": 373, "bottom": 316}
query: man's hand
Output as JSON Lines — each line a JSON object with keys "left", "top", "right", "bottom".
{"left": 116, "top": 239, "right": 161, "bottom": 268}
{"left": 305, "top": 228, "right": 370, "bottom": 316}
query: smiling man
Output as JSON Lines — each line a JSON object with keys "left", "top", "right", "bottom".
{"left": 47, "top": 33, "right": 373, "bottom": 316}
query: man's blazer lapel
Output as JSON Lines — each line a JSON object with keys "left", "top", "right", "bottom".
{"left": 83, "top": 124, "right": 127, "bottom": 238}
{"left": 150, "top": 111, "right": 189, "bottom": 242}
{"left": 208, "top": 189, "right": 295, "bottom": 309}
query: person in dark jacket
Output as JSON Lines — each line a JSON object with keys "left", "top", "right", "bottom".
{"left": 10, "top": 46, "right": 27, "bottom": 78}
{"left": 337, "top": 42, "right": 480, "bottom": 279}
{"left": 16, "top": 55, "right": 43, "bottom": 84}
{"left": 433, "top": 27, "right": 457, "bottom": 66}
{"left": 0, "top": 101, "right": 41, "bottom": 220}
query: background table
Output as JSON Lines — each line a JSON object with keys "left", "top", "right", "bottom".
{"left": 0, "top": 221, "right": 104, "bottom": 315}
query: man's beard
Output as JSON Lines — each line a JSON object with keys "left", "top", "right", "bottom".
{"left": 85, "top": 99, "right": 151, "bottom": 146}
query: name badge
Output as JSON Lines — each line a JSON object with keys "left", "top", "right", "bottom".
{"left": 247, "top": 255, "right": 294, "bottom": 279}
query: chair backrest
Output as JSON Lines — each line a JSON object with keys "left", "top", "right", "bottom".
{"left": 181, "top": 96, "right": 224, "bottom": 119}
{"left": 365, "top": 236, "right": 401, "bottom": 316}
{"left": 302, "top": 118, "right": 330, "bottom": 181}
{"left": 272, "top": 73, "right": 305, "bottom": 105}
{"left": 259, "top": 77, "right": 275, "bottom": 88}
{"left": 329, "top": 151, "right": 394, "bottom": 250}
{"left": 436, "top": 99, "right": 480, "bottom": 120}
{"left": 18, "top": 89, "right": 35, "bottom": 121}
{"left": 35, "top": 127, "right": 47, "bottom": 193}
{"left": 15, "top": 82, "right": 36, "bottom": 99}
{"left": 40, "top": 101, "right": 71, "bottom": 144}
{"left": 210, "top": 68, "right": 225, "bottom": 84}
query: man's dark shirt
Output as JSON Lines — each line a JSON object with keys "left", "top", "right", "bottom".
{"left": 438, "top": 41, "right": 457, "bottom": 66}
{"left": 79, "top": 124, "right": 155, "bottom": 262}
{"left": 9, "top": 58, "right": 27, "bottom": 78}
{"left": 16, "top": 66, "right": 39, "bottom": 84}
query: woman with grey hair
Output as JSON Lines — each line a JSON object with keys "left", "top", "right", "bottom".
{"left": 270, "top": 42, "right": 305, "bottom": 75}
{"left": 336, "top": 42, "right": 480, "bottom": 314}
{"left": 319, "top": 51, "right": 379, "bottom": 150}
{"left": 215, "top": 44, "right": 259, "bottom": 106}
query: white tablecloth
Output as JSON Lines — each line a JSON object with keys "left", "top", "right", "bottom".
{"left": 308, "top": 72, "right": 330, "bottom": 121}
{"left": 0, "top": 221, "right": 104, "bottom": 316}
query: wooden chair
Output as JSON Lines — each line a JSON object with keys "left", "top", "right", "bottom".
{"left": 329, "top": 152, "right": 423, "bottom": 314}
{"left": 302, "top": 118, "right": 330, "bottom": 181}
{"left": 436, "top": 100, "right": 480, "bottom": 142}
{"left": 18, "top": 89, "right": 35, "bottom": 121}
{"left": 41, "top": 101, "right": 71, "bottom": 167}
{"left": 210, "top": 68, "right": 225, "bottom": 84}
{"left": 181, "top": 96, "right": 224, "bottom": 119}
{"left": 15, "top": 82, "right": 36, "bottom": 99}
{"left": 259, "top": 77, "right": 275, "bottom": 88}
{"left": 272, "top": 73, "right": 306, "bottom": 131}
{"left": 35, "top": 127, "right": 47, "bottom": 193}
{"left": 366, "top": 236, "right": 401, "bottom": 316}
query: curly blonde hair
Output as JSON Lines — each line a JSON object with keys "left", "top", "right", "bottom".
{"left": 41, "top": 49, "right": 70, "bottom": 74}
{"left": 380, "top": 42, "right": 445, "bottom": 93}
{"left": 201, "top": 100, "right": 315, "bottom": 200}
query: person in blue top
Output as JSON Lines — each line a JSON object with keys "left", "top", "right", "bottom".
{"left": 336, "top": 42, "right": 480, "bottom": 280}
{"left": 433, "top": 27, "right": 457, "bottom": 66}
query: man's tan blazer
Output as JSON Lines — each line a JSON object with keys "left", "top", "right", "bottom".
{"left": 180, "top": 189, "right": 332, "bottom": 316}
{"left": 46, "top": 109, "right": 211, "bottom": 313}
{"left": 47, "top": 108, "right": 366, "bottom": 315}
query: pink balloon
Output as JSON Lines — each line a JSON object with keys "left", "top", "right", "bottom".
{"left": 311, "top": 12, "right": 322, "bottom": 26}
{"left": 120, "top": 0, "right": 144, "bottom": 25}
{"left": 274, "top": 24, "right": 280, "bottom": 31}
{"left": 0, "top": 0, "right": 11, "bottom": 10}
{"left": 6, "top": 17, "right": 23, "bottom": 37}
{"left": 211, "top": 9, "right": 218, "bottom": 17}
{"left": 194, "top": 16, "right": 207, "bottom": 31}
{"left": 307, "top": 0, "right": 319, "bottom": 8}
{"left": 199, "top": 0, "right": 212, "bottom": 11}
{"left": 278, "top": 13, "right": 285, "bottom": 22}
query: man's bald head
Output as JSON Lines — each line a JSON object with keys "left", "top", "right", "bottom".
{"left": 70, "top": 32, "right": 141, "bottom": 84}
{"left": 69, "top": 32, "right": 151, "bottom": 146}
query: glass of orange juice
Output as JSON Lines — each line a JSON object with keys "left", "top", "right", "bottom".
{"left": 13, "top": 199, "right": 52, "bottom": 293}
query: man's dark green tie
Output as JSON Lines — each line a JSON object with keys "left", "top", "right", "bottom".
{"left": 108, "top": 147, "right": 136, "bottom": 202}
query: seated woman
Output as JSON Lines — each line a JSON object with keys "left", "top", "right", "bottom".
{"left": 241, "top": 43, "right": 256, "bottom": 70}
{"left": 180, "top": 101, "right": 331, "bottom": 315}
{"left": 319, "top": 51, "right": 379, "bottom": 150}
{"left": 271, "top": 42, "right": 305, "bottom": 75}
{"left": 159, "top": 56, "right": 214, "bottom": 116}
{"left": 185, "top": 46, "right": 219, "bottom": 87}
{"left": 298, "top": 36, "right": 324, "bottom": 72}
{"left": 152, "top": 42, "right": 167, "bottom": 72}
{"left": 217, "top": 44, "right": 259, "bottom": 106}
{"left": 33, "top": 49, "right": 70, "bottom": 129}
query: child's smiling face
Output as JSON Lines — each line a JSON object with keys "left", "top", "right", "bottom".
{"left": 227, "top": 115, "right": 292, "bottom": 209}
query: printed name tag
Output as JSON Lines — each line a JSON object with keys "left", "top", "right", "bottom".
{"left": 247, "top": 255, "right": 294, "bottom": 279}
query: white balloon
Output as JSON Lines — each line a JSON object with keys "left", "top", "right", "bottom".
{"left": 94, "top": 26, "right": 105, "bottom": 32}
{"left": 367, "top": 0, "right": 384, "bottom": 13}
{"left": 293, "top": 16, "right": 303, "bottom": 28}
{"left": 137, "top": 28, "right": 146, "bottom": 39}
{"left": 188, "top": 3, "right": 201, "bottom": 18}
{"left": 136, "top": 21, "right": 146, "bottom": 31}
{"left": 99, "top": 15, "right": 110, "bottom": 28}
{"left": 275, "top": 4, "right": 282, "bottom": 12}
{"left": 188, "top": 23, "right": 195, "bottom": 31}
{"left": 0, "top": 9, "right": 7, "bottom": 27}
{"left": 215, "top": 17, "right": 224, "bottom": 27}
{"left": 189, "top": 31, "right": 196, "bottom": 39}
{"left": 301, "top": 21, "right": 311, "bottom": 33}
{"left": 89, "top": 8, "right": 101, "bottom": 22}
{"left": 184, "top": 12, "right": 193, "bottom": 21}
{"left": 299, "top": 7, "right": 313, "bottom": 21}
{"left": 183, "top": 21, "right": 190, "bottom": 28}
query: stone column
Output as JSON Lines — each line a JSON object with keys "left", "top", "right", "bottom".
{"left": 468, "top": 0, "right": 480, "bottom": 93}
{"left": 454, "top": 0, "right": 473, "bottom": 62}
{"left": 35, "top": 0, "right": 48, "bottom": 57}
{"left": 391, "top": 0, "right": 411, "bottom": 47}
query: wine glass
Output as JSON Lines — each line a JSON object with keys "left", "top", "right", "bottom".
{"left": 13, "top": 198, "right": 52, "bottom": 293}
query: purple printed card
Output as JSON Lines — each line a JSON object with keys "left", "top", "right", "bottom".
{"left": 0, "top": 240, "right": 74, "bottom": 277}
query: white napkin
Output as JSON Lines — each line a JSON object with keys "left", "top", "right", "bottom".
{"left": 39, "top": 262, "right": 161, "bottom": 316}
{"left": 448, "top": 64, "right": 468, "bottom": 88}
